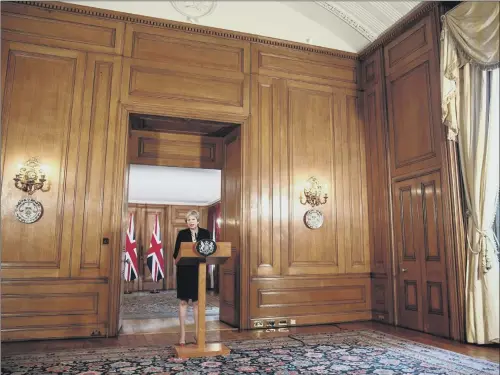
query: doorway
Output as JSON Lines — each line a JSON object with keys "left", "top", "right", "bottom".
{"left": 119, "top": 113, "right": 242, "bottom": 336}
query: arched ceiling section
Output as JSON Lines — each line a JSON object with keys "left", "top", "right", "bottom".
{"left": 63, "top": 1, "right": 421, "bottom": 52}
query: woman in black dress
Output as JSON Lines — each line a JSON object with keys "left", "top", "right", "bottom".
{"left": 173, "top": 210, "right": 211, "bottom": 345}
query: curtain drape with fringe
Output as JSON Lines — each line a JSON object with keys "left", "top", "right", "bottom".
{"left": 441, "top": 2, "right": 499, "bottom": 344}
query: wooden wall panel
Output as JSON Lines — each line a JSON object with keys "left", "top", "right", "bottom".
{"left": 249, "top": 76, "right": 283, "bottom": 278}
{"left": 361, "top": 48, "right": 394, "bottom": 324}
{"left": 121, "top": 57, "right": 249, "bottom": 117}
{"left": 251, "top": 44, "right": 358, "bottom": 89}
{"left": 250, "top": 276, "right": 371, "bottom": 326}
{"left": 1, "top": 3, "right": 125, "bottom": 54}
{"left": 386, "top": 52, "right": 442, "bottom": 177}
{"left": 365, "top": 86, "right": 390, "bottom": 274}
{"left": 285, "top": 80, "right": 341, "bottom": 276}
{"left": 1, "top": 280, "right": 109, "bottom": 341}
{"left": 219, "top": 128, "right": 242, "bottom": 327}
{"left": 129, "top": 130, "right": 224, "bottom": 169}
{"left": 71, "top": 53, "right": 122, "bottom": 278}
{"left": 384, "top": 14, "right": 442, "bottom": 178}
{"left": 124, "top": 23, "right": 250, "bottom": 74}
{"left": 282, "top": 80, "right": 369, "bottom": 276}
{"left": 384, "top": 16, "right": 433, "bottom": 77}
{"left": 344, "top": 94, "right": 370, "bottom": 273}
{"left": 248, "top": 47, "right": 370, "bottom": 327}
{"left": 1, "top": 42, "right": 86, "bottom": 279}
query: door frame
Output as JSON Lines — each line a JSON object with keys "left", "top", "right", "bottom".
{"left": 107, "top": 103, "right": 250, "bottom": 336}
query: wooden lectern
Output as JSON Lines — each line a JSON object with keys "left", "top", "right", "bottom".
{"left": 174, "top": 241, "right": 231, "bottom": 358}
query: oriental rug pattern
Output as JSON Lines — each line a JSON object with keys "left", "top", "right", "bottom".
{"left": 2, "top": 330, "right": 498, "bottom": 374}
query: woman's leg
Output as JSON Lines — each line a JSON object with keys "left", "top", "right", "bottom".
{"left": 193, "top": 300, "right": 198, "bottom": 342}
{"left": 179, "top": 300, "right": 188, "bottom": 344}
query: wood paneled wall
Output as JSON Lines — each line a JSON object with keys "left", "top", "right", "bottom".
{"left": 1, "top": 1, "right": 460, "bottom": 341}
{"left": 1, "top": 27, "right": 122, "bottom": 340}
{"left": 248, "top": 46, "right": 371, "bottom": 327}
{"left": 129, "top": 130, "right": 224, "bottom": 170}
{"left": 126, "top": 203, "right": 208, "bottom": 292}
{"left": 361, "top": 48, "right": 394, "bottom": 325}
{"left": 360, "top": 6, "right": 462, "bottom": 340}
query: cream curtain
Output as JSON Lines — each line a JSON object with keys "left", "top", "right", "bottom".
{"left": 441, "top": 2, "right": 499, "bottom": 344}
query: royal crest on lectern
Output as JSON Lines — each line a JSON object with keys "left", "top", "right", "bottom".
{"left": 195, "top": 239, "right": 217, "bottom": 257}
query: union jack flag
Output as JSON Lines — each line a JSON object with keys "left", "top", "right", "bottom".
{"left": 124, "top": 213, "right": 139, "bottom": 282}
{"left": 146, "top": 214, "right": 164, "bottom": 282}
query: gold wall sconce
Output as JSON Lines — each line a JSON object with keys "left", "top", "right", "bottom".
{"left": 299, "top": 176, "right": 328, "bottom": 207}
{"left": 13, "top": 157, "right": 47, "bottom": 195}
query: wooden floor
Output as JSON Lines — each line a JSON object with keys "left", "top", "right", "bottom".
{"left": 121, "top": 317, "right": 235, "bottom": 334}
{"left": 2, "top": 321, "right": 499, "bottom": 363}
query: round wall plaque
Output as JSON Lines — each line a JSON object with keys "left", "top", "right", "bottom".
{"left": 304, "top": 209, "right": 324, "bottom": 229}
{"left": 195, "top": 239, "right": 217, "bottom": 257}
{"left": 15, "top": 197, "right": 43, "bottom": 224}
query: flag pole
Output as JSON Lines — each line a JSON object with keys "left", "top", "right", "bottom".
{"left": 124, "top": 259, "right": 130, "bottom": 294}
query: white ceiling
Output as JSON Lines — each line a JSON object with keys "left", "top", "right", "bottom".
{"left": 64, "top": 1, "right": 420, "bottom": 52}
{"left": 128, "top": 165, "right": 221, "bottom": 206}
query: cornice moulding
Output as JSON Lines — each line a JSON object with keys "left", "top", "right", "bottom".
{"left": 4, "top": 1, "right": 439, "bottom": 63}
{"left": 359, "top": 1, "right": 439, "bottom": 59}
{"left": 8, "top": 1, "right": 359, "bottom": 60}
{"left": 314, "top": 1, "right": 376, "bottom": 42}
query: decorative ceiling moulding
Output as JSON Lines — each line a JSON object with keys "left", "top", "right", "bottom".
{"left": 359, "top": 1, "right": 438, "bottom": 60}
{"left": 314, "top": 1, "right": 376, "bottom": 42}
{"left": 11, "top": 1, "right": 359, "bottom": 60}
{"left": 170, "top": 1, "right": 217, "bottom": 24}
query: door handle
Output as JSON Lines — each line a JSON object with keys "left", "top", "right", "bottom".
{"left": 401, "top": 268, "right": 408, "bottom": 273}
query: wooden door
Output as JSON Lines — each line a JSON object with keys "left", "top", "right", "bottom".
{"left": 219, "top": 127, "right": 241, "bottom": 327}
{"left": 417, "top": 172, "right": 450, "bottom": 337}
{"left": 393, "top": 172, "right": 450, "bottom": 336}
{"left": 393, "top": 178, "right": 423, "bottom": 331}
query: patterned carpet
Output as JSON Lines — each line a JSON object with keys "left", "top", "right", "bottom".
{"left": 122, "top": 290, "right": 219, "bottom": 319}
{"left": 2, "top": 330, "right": 498, "bottom": 374}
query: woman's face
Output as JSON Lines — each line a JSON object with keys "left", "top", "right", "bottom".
{"left": 187, "top": 215, "right": 199, "bottom": 230}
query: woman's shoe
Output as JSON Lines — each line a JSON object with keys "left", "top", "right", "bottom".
{"left": 178, "top": 338, "right": 186, "bottom": 347}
